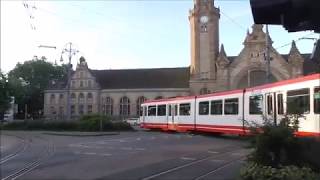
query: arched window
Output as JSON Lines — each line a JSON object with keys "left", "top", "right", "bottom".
{"left": 78, "top": 93, "right": 85, "bottom": 104}
{"left": 136, "top": 96, "right": 147, "bottom": 116}
{"left": 87, "top": 93, "right": 93, "bottom": 103}
{"left": 200, "top": 88, "right": 210, "bottom": 95}
{"left": 71, "top": 93, "right": 76, "bottom": 103}
{"left": 50, "top": 94, "right": 55, "bottom": 104}
{"left": 120, "top": 96, "right": 130, "bottom": 116}
{"left": 104, "top": 97, "right": 113, "bottom": 116}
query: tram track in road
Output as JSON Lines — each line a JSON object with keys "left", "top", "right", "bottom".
{"left": 1, "top": 134, "right": 55, "bottom": 180}
{"left": 0, "top": 135, "right": 29, "bottom": 164}
{"left": 141, "top": 146, "right": 248, "bottom": 180}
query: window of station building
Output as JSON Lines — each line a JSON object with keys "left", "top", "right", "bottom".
{"left": 80, "top": 81, "right": 84, "bottom": 88}
{"left": 314, "top": 87, "right": 320, "bottom": 114}
{"left": 287, "top": 88, "right": 310, "bottom": 114}
{"left": 211, "top": 100, "right": 222, "bottom": 115}
{"left": 59, "top": 94, "right": 64, "bottom": 103}
{"left": 71, "top": 105, "right": 75, "bottom": 115}
{"left": 199, "top": 101, "right": 209, "bottom": 115}
{"left": 148, "top": 106, "right": 156, "bottom": 116}
{"left": 179, "top": 103, "right": 190, "bottom": 116}
{"left": 249, "top": 95, "right": 263, "bottom": 114}
{"left": 157, "top": 105, "right": 166, "bottom": 116}
{"left": 87, "top": 93, "right": 93, "bottom": 102}
{"left": 105, "top": 97, "right": 113, "bottom": 116}
{"left": 88, "top": 80, "right": 92, "bottom": 88}
{"left": 224, "top": 98, "right": 238, "bottom": 115}
{"left": 277, "top": 94, "right": 284, "bottom": 114}
{"left": 78, "top": 93, "right": 85, "bottom": 104}
{"left": 50, "top": 94, "right": 55, "bottom": 104}
{"left": 267, "top": 95, "right": 273, "bottom": 114}
{"left": 71, "top": 93, "right": 76, "bottom": 103}
{"left": 120, "top": 97, "right": 130, "bottom": 116}
{"left": 78, "top": 105, "right": 84, "bottom": 115}
{"left": 87, "top": 105, "right": 93, "bottom": 114}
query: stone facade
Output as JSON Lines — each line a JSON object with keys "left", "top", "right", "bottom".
{"left": 44, "top": 0, "right": 317, "bottom": 119}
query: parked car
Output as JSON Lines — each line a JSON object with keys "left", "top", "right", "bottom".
{"left": 125, "top": 118, "right": 139, "bottom": 126}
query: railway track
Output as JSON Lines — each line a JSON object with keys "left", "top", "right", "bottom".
{"left": 141, "top": 146, "right": 248, "bottom": 180}
{"left": 0, "top": 134, "right": 55, "bottom": 180}
{"left": 0, "top": 135, "right": 28, "bottom": 164}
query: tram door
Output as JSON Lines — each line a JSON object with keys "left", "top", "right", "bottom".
{"left": 168, "top": 104, "right": 178, "bottom": 130}
{"left": 265, "top": 92, "right": 284, "bottom": 125}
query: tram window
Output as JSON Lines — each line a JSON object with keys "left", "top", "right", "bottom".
{"left": 174, "top": 105, "right": 178, "bottom": 116}
{"left": 211, "top": 100, "right": 222, "bottom": 115}
{"left": 287, "top": 88, "right": 310, "bottom": 114}
{"left": 157, "top": 105, "right": 166, "bottom": 116}
{"left": 179, "top": 103, "right": 190, "bottom": 116}
{"left": 168, "top": 105, "right": 172, "bottom": 116}
{"left": 249, "top": 95, "right": 263, "bottom": 114}
{"left": 224, "top": 98, "right": 238, "bottom": 115}
{"left": 277, "top": 94, "right": 284, "bottom": 114}
{"left": 267, "top": 95, "right": 273, "bottom": 114}
{"left": 148, "top": 106, "right": 157, "bottom": 116}
{"left": 143, "top": 106, "right": 147, "bottom": 116}
{"left": 314, "top": 87, "right": 320, "bottom": 114}
{"left": 199, "top": 101, "right": 209, "bottom": 115}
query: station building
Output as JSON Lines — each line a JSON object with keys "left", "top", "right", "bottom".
{"left": 44, "top": 0, "right": 319, "bottom": 119}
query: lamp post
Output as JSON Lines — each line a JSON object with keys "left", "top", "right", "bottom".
{"left": 60, "top": 42, "right": 79, "bottom": 121}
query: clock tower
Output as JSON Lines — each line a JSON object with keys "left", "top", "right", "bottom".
{"left": 189, "top": 0, "right": 220, "bottom": 94}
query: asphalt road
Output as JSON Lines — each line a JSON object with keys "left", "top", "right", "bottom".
{"left": 0, "top": 130, "right": 249, "bottom": 180}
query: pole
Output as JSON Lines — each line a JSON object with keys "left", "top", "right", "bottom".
{"left": 265, "top": 24, "right": 271, "bottom": 83}
{"left": 62, "top": 42, "right": 79, "bottom": 121}
{"left": 66, "top": 43, "right": 72, "bottom": 121}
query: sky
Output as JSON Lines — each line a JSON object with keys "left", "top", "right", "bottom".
{"left": 1, "top": 0, "right": 318, "bottom": 73}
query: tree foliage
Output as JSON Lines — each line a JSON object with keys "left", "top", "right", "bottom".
{"left": 8, "top": 56, "right": 67, "bottom": 118}
{"left": 0, "top": 72, "right": 11, "bottom": 116}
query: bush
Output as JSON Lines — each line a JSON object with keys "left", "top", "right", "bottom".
{"left": 78, "top": 114, "right": 110, "bottom": 131}
{"left": 110, "top": 121, "right": 133, "bottom": 131}
{"left": 240, "top": 163, "right": 319, "bottom": 180}
{"left": 0, "top": 115, "right": 134, "bottom": 132}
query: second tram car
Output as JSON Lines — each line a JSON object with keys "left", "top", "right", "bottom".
{"left": 140, "top": 73, "right": 320, "bottom": 137}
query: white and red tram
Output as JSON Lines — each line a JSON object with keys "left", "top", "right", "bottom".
{"left": 140, "top": 73, "right": 320, "bottom": 137}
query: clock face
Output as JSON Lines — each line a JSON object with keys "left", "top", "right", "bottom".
{"left": 200, "top": 15, "right": 208, "bottom": 23}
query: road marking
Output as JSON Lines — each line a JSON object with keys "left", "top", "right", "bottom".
{"left": 208, "top": 151, "right": 219, "bottom": 154}
{"left": 210, "top": 159, "right": 225, "bottom": 163}
{"left": 101, "top": 153, "right": 112, "bottom": 156}
{"left": 84, "top": 152, "right": 97, "bottom": 155}
{"left": 135, "top": 148, "right": 145, "bottom": 151}
{"left": 180, "top": 157, "right": 196, "bottom": 161}
{"left": 121, "top": 147, "right": 133, "bottom": 150}
{"left": 136, "top": 138, "right": 141, "bottom": 141}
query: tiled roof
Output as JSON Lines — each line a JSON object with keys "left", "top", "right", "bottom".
{"left": 90, "top": 67, "right": 190, "bottom": 89}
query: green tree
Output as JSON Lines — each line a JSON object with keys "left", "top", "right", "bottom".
{"left": 0, "top": 72, "right": 12, "bottom": 118}
{"left": 8, "top": 56, "right": 67, "bottom": 118}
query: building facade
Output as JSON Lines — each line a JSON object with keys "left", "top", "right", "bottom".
{"left": 44, "top": 0, "right": 319, "bottom": 119}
